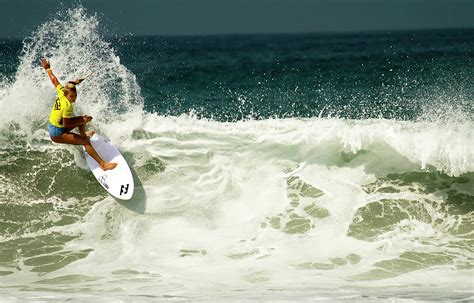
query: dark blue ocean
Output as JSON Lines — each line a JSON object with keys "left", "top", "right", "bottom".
{"left": 118, "top": 30, "right": 474, "bottom": 121}
{"left": 2, "top": 28, "right": 473, "bottom": 121}
{"left": 0, "top": 7, "right": 473, "bottom": 302}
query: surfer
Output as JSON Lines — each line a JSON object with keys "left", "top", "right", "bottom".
{"left": 41, "top": 58, "right": 117, "bottom": 171}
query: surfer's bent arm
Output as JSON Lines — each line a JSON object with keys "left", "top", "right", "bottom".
{"left": 63, "top": 116, "right": 91, "bottom": 128}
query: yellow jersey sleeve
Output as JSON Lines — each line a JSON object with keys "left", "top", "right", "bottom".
{"left": 55, "top": 84, "right": 65, "bottom": 96}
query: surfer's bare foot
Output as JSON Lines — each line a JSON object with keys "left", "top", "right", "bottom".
{"left": 101, "top": 162, "right": 117, "bottom": 171}
{"left": 86, "top": 130, "right": 95, "bottom": 138}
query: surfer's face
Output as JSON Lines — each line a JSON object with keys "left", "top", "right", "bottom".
{"left": 65, "top": 90, "right": 77, "bottom": 102}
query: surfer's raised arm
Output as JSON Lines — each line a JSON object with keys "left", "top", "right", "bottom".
{"left": 41, "top": 58, "right": 60, "bottom": 88}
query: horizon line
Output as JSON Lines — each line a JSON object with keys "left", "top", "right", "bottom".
{"left": 1, "top": 26, "right": 473, "bottom": 40}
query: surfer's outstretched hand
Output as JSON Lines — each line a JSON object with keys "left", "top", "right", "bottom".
{"left": 41, "top": 58, "right": 50, "bottom": 69}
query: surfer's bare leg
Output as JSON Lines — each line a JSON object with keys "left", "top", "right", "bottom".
{"left": 51, "top": 133, "right": 117, "bottom": 171}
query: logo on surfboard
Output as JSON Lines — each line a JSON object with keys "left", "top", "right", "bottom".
{"left": 98, "top": 175, "right": 109, "bottom": 189}
{"left": 120, "top": 184, "right": 129, "bottom": 196}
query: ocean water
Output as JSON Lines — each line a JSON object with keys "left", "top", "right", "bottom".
{"left": 1, "top": 6, "right": 473, "bottom": 302}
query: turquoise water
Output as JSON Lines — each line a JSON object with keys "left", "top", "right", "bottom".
{"left": 0, "top": 6, "right": 473, "bottom": 302}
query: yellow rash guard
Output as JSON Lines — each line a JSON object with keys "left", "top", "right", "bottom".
{"left": 48, "top": 84, "right": 73, "bottom": 128}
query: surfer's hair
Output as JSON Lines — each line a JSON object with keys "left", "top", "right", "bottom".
{"left": 64, "top": 82, "right": 77, "bottom": 94}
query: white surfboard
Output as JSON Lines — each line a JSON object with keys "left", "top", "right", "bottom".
{"left": 83, "top": 134, "right": 134, "bottom": 200}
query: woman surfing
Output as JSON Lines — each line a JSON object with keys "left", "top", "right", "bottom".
{"left": 41, "top": 58, "right": 117, "bottom": 171}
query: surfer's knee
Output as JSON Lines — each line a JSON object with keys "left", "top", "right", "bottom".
{"left": 83, "top": 138, "right": 92, "bottom": 146}
{"left": 50, "top": 136, "right": 61, "bottom": 143}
